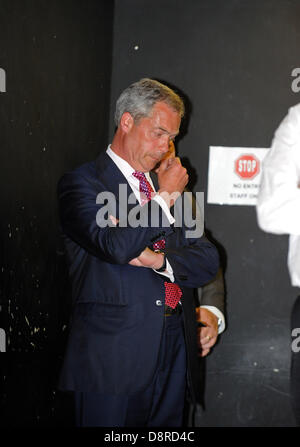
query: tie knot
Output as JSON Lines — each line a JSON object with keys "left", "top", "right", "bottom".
{"left": 132, "top": 171, "right": 146, "bottom": 182}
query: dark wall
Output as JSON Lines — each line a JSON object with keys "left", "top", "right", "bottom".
{"left": 0, "top": 0, "right": 114, "bottom": 426}
{"left": 109, "top": 0, "right": 300, "bottom": 426}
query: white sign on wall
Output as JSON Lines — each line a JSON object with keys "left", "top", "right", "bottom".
{"left": 207, "top": 146, "right": 269, "bottom": 206}
{"left": 0, "top": 68, "right": 6, "bottom": 92}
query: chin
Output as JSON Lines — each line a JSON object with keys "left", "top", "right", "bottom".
{"left": 149, "top": 157, "right": 161, "bottom": 171}
{"left": 141, "top": 156, "right": 160, "bottom": 172}
{"left": 139, "top": 162, "right": 155, "bottom": 173}
{"left": 147, "top": 161, "right": 158, "bottom": 172}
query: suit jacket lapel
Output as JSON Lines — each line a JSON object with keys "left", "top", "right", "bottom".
{"left": 149, "top": 171, "right": 159, "bottom": 191}
{"left": 95, "top": 151, "right": 139, "bottom": 220}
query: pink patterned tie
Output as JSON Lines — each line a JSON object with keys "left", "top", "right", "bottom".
{"left": 132, "top": 171, "right": 182, "bottom": 308}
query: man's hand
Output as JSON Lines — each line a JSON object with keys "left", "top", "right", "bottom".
{"left": 108, "top": 216, "right": 165, "bottom": 270}
{"left": 196, "top": 307, "right": 219, "bottom": 357}
{"left": 156, "top": 142, "right": 188, "bottom": 207}
{"left": 129, "top": 247, "right": 165, "bottom": 270}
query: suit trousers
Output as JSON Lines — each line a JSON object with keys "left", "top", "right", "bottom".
{"left": 74, "top": 312, "right": 187, "bottom": 427}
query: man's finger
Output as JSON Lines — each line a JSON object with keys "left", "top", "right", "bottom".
{"left": 109, "top": 215, "right": 119, "bottom": 226}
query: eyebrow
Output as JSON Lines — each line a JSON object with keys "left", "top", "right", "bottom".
{"left": 158, "top": 126, "right": 179, "bottom": 138}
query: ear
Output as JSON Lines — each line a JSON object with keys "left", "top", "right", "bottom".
{"left": 120, "top": 112, "right": 134, "bottom": 133}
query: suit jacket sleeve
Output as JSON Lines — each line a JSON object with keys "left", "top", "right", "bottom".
{"left": 163, "top": 190, "right": 219, "bottom": 288}
{"left": 197, "top": 267, "right": 225, "bottom": 314}
{"left": 57, "top": 170, "right": 174, "bottom": 265}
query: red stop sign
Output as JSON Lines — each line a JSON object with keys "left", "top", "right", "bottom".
{"left": 234, "top": 154, "right": 260, "bottom": 180}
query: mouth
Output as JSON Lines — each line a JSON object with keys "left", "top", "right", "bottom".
{"left": 147, "top": 154, "right": 163, "bottom": 171}
{"left": 150, "top": 154, "right": 162, "bottom": 162}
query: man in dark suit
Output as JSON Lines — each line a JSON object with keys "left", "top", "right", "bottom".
{"left": 57, "top": 78, "right": 220, "bottom": 427}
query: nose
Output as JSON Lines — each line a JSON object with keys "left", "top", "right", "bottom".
{"left": 159, "top": 135, "right": 171, "bottom": 154}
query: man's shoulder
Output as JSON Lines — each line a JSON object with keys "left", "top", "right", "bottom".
{"left": 283, "top": 102, "right": 300, "bottom": 129}
{"left": 59, "top": 151, "right": 110, "bottom": 181}
{"left": 273, "top": 102, "right": 300, "bottom": 145}
{"left": 57, "top": 158, "right": 99, "bottom": 194}
{"left": 289, "top": 102, "right": 300, "bottom": 116}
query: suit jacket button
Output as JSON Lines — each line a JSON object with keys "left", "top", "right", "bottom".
{"left": 155, "top": 300, "right": 163, "bottom": 306}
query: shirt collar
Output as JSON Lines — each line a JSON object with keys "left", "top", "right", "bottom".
{"left": 106, "top": 145, "right": 152, "bottom": 182}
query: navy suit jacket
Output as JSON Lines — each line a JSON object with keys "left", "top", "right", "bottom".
{"left": 57, "top": 151, "right": 219, "bottom": 402}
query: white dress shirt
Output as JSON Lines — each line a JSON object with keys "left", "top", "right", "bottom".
{"left": 106, "top": 145, "right": 175, "bottom": 281}
{"left": 106, "top": 145, "right": 225, "bottom": 332}
{"left": 256, "top": 103, "right": 300, "bottom": 287}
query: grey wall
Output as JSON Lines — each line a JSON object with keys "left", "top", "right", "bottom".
{"left": 109, "top": 0, "right": 300, "bottom": 426}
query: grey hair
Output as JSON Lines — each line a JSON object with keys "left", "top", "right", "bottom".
{"left": 114, "top": 78, "right": 185, "bottom": 127}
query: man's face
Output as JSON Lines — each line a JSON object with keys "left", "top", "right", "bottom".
{"left": 123, "top": 101, "right": 181, "bottom": 172}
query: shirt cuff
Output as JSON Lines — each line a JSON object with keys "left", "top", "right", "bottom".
{"left": 153, "top": 258, "right": 175, "bottom": 282}
{"left": 200, "top": 305, "right": 226, "bottom": 334}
